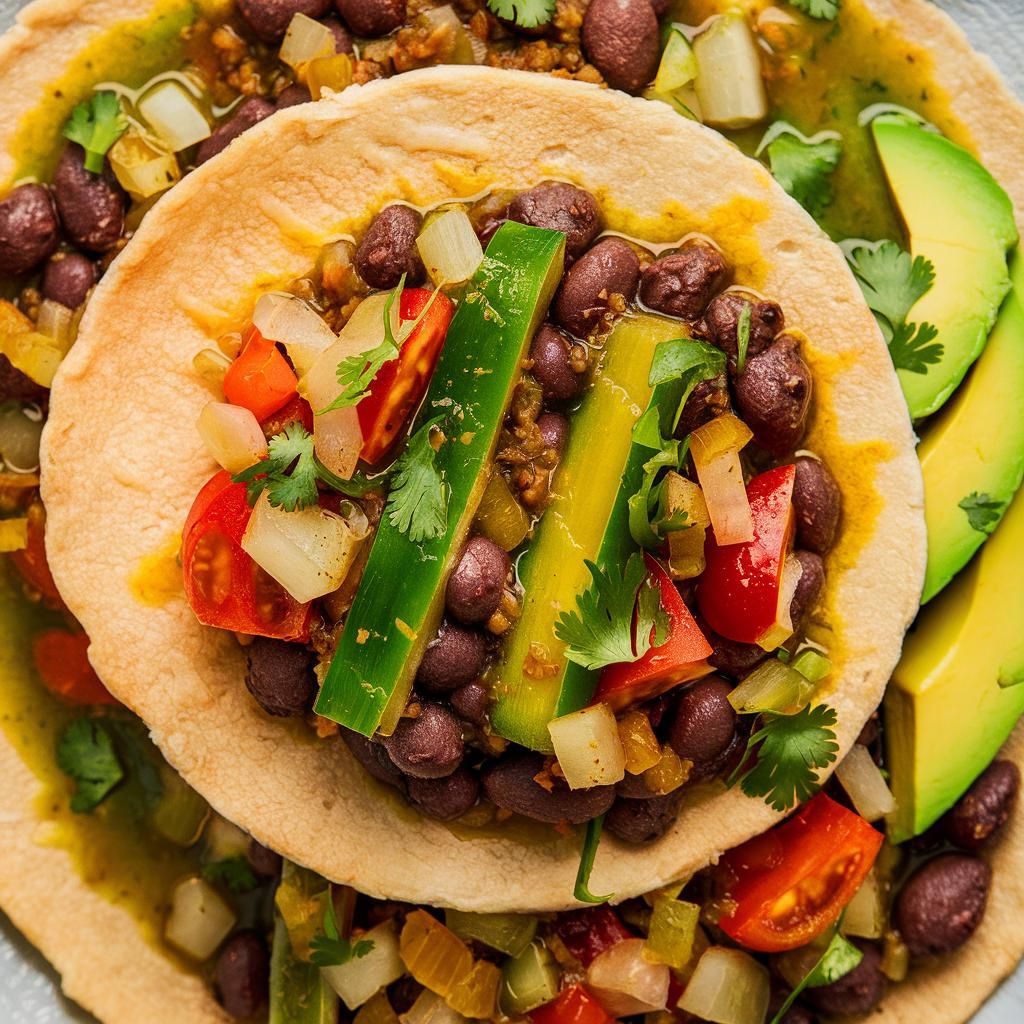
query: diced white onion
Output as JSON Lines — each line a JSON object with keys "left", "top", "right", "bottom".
{"left": 836, "top": 744, "right": 897, "bottom": 822}
{"left": 693, "top": 14, "right": 769, "bottom": 129}
{"left": 587, "top": 938, "right": 670, "bottom": 1018}
{"left": 109, "top": 131, "right": 180, "bottom": 199}
{"left": 0, "top": 403, "right": 44, "bottom": 473}
{"left": 843, "top": 867, "right": 885, "bottom": 940}
{"left": 253, "top": 292, "right": 338, "bottom": 378}
{"left": 654, "top": 27, "right": 699, "bottom": 95}
{"left": 421, "top": 5, "right": 477, "bottom": 65}
{"left": 321, "top": 920, "right": 404, "bottom": 1009}
{"left": 137, "top": 81, "right": 211, "bottom": 151}
{"left": 280, "top": 12, "right": 337, "bottom": 69}
{"left": 400, "top": 989, "right": 467, "bottom": 1024}
{"left": 692, "top": 449, "right": 753, "bottom": 545}
{"left": 548, "top": 703, "right": 626, "bottom": 790}
{"left": 203, "top": 815, "right": 251, "bottom": 860}
{"left": 197, "top": 401, "right": 269, "bottom": 473}
{"left": 678, "top": 947, "right": 770, "bottom": 1024}
{"left": 164, "top": 877, "right": 236, "bottom": 961}
{"left": 36, "top": 299, "right": 74, "bottom": 344}
{"left": 242, "top": 492, "right": 365, "bottom": 604}
{"left": 756, "top": 553, "right": 801, "bottom": 652}
{"left": 416, "top": 209, "right": 483, "bottom": 286}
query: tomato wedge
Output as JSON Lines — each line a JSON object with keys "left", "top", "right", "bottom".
{"left": 32, "top": 629, "right": 118, "bottom": 706}
{"left": 182, "top": 471, "right": 311, "bottom": 640}
{"left": 716, "top": 793, "right": 883, "bottom": 952}
{"left": 9, "top": 501, "right": 63, "bottom": 608}
{"left": 357, "top": 287, "right": 454, "bottom": 464}
{"left": 223, "top": 325, "right": 298, "bottom": 421}
{"left": 531, "top": 986, "right": 613, "bottom": 1024}
{"left": 697, "top": 464, "right": 796, "bottom": 648}
{"left": 594, "top": 555, "right": 713, "bottom": 711}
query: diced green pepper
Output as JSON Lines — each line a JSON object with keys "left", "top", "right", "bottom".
{"left": 445, "top": 909, "right": 538, "bottom": 957}
{"left": 270, "top": 916, "right": 339, "bottom": 1024}
{"left": 490, "top": 316, "right": 701, "bottom": 751}
{"left": 316, "top": 222, "right": 566, "bottom": 735}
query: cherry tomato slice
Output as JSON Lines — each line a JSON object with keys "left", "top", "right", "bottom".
{"left": 32, "top": 629, "right": 119, "bottom": 706}
{"left": 531, "top": 986, "right": 613, "bottom": 1024}
{"left": 223, "top": 326, "right": 298, "bottom": 421}
{"left": 357, "top": 288, "right": 454, "bottom": 464}
{"left": 555, "top": 906, "right": 634, "bottom": 968}
{"left": 716, "top": 793, "right": 883, "bottom": 952}
{"left": 697, "top": 464, "right": 795, "bottom": 646}
{"left": 182, "top": 471, "right": 311, "bottom": 641}
{"left": 595, "top": 555, "right": 713, "bottom": 711}
{"left": 9, "top": 501, "right": 64, "bottom": 608}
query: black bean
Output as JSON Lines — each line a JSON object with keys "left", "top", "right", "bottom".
{"left": 895, "top": 853, "right": 990, "bottom": 957}
{"left": 354, "top": 204, "right": 425, "bottom": 290}
{"left": 537, "top": 412, "right": 569, "bottom": 454}
{"left": 197, "top": 98, "right": 275, "bottom": 165}
{"left": 942, "top": 760, "right": 1020, "bottom": 851}
{"left": 507, "top": 183, "right": 601, "bottom": 262}
{"left": 215, "top": 932, "right": 269, "bottom": 1019}
{"left": 237, "top": 0, "right": 331, "bottom": 41}
{"left": 483, "top": 752, "right": 615, "bottom": 824}
{"left": 247, "top": 838, "right": 282, "bottom": 879}
{"left": 335, "top": 0, "right": 406, "bottom": 36}
{"left": 790, "top": 550, "right": 824, "bottom": 630}
{"left": 640, "top": 243, "right": 729, "bottom": 321}
{"left": 451, "top": 681, "right": 490, "bottom": 727}
{"left": 52, "top": 145, "right": 125, "bottom": 253}
{"left": 245, "top": 637, "right": 315, "bottom": 717}
{"left": 733, "top": 335, "right": 812, "bottom": 454}
{"left": 408, "top": 766, "right": 480, "bottom": 820}
{"left": 446, "top": 536, "right": 509, "bottom": 625}
{"left": 0, "top": 184, "right": 60, "bottom": 275}
{"left": 605, "top": 790, "right": 683, "bottom": 843}
{"left": 41, "top": 252, "right": 95, "bottom": 309}
{"left": 767, "top": 988, "right": 815, "bottom": 1024}
{"left": 383, "top": 703, "right": 464, "bottom": 779}
{"left": 704, "top": 292, "right": 785, "bottom": 369}
{"left": 582, "top": 0, "right": 660, "bottom": 93}
{"left": 805, "top": 941, "right": 886, "bottom": 1017}
{"left": 530, "top": 324, "right": 585, "bottom": 402}
{"left": 0, "top": 355, "right": 48, "bottom": 404}
{"left": 616, "top": 771, "right": 657, "bottom": 799}
{"left": 674, "top": 374, "right": 730, "bottom": 439}
{"left": 667, "top": 677, "right": 737, "bottom": 779}
{"left": 701, "top": 620, "right": 768, "bottom": 678}
{"left": 553, "top": 236, "right": 640, "bottom": 338}
{"left": 417, "top": 623, "right": 489, "bottom": 694}
{"left": 321, "top": 15, "right": 355, "bottom": 52}
{"left": 792, "top": 455, "right": 841, "bottom": 554}
{"left": 275, "top": 83, "right": 312, "bottom": 109}
{"left": 340, "top": 728, "right": 407, "bottom": 790}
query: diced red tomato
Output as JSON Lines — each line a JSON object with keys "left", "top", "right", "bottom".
{"left": 9, "top": 501, "right": 64, "bottom": 608}
{"left": 357, "top": 288, "right": 454, "bottom": 464}
{"left": 716, "top": 793, "right": 883, "bottom": 952}
{"left": 594, "top": 555, "right": 713, "bottom": 711}
{"left": 555, "top": 906, "right": 634, "bottom": 968}
{"left": 181, "top": 471, "right": 312, "bottom": 641}
{"left": 32, "top": 629, "right": 118, "bottom": 705}
{"left": 697, "top": 464, "right": 796, "bottom": 648}
{"left": 260, "top": 393, "right": 314, "bottom": 437}
{"left": 531, "top": 986, "right": 613, "bottom": 1024}
{"left": 223, "top": 326, "right": 298, "bottom": 421}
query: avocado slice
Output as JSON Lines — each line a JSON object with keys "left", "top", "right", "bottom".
{"left": 885, "top": 484, "right": 1024, "bottom": 843}
{"left": 872, "top": 119, "right": 1017, "bottom": 420}
{"left": 920, "top": 252, "right": 1024, "bottom": 602}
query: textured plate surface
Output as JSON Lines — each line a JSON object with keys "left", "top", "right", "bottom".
{"left": 0, "top": 0, "right": 1022, "bottom": 1020}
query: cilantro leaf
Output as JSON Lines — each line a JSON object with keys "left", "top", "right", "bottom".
{"left": 887, "top": 319, "right": 943, "bottom": 375}
{"left": 555, "top": 552, "right": 668, "bottom": 670}
{"left": 769, "top": 927, "right": 862, "bottom": 1024}
{"left": 202, "top": 856, "right": 259, "bottom": 893}
{"left": 233, "top": 422, "right": 380, "bottom": 510}
{"left": 959, "top": 492, "right": 1006, "bottom": 535}
{"left": 63, "top": 91, "right": 128, "bottom": 174}
{"left": 731, "top": 704, "right": 839, "bottom": 812}
{"left": 574, "top": 814, "right": 613, "bottom": 905}
{"left": 485, "top": 0, "right": 555, "bottom": 29}
{"left": 846, "top": 241, "right": 935, "bottom": 330}
{"left": 57, "top": 719, "right": 124, "bottom": 812}
{"left": 385, "top": 417, "right": 448, "bottom": 542}
{"left": 628, "top": 426, "right": 685, "bottom": 549}
{"left": 309, "top": 898, "right": 375, "bottom": 968}
{"left": 788, "top": 0, "right": 840, "bottom": 20}
{"left": 763, "top": 126, "right": 843, "bottom": 219}
{"left": 736, "top": 303, "right": 753, "bottom": 372}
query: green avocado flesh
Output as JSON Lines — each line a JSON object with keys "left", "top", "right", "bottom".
{"left": 489, "top": 315, "right": 688, "bottom": 752}
{"left": 886, "top": 484, "right": 1024, "bottom": 844}
{"left": 872, "top": 119, "right": 1018, "bottom": 421}
{"left": 920, "top": 253, "right": 1024, "bottom": 603}
{"left": 315, "top": 222, "right": 566, "bottom": 737}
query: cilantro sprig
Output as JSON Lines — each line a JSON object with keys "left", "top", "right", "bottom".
{"left": 846, "top": 241, "right": 942, "bottom": 375}
{"left": 759, "top": 123, "right": 843, "bottom": 220}
{"left": 233, "top": 422, "right": 379, "bottom": 511}
{"left": 485, "top": 0, "right": 555, "bottom": 29}
{"left": 730, "top": 704, "right": 840, "bottom": 812}
{"left": 555, "top": 552, "right": 669, "bottom": 671}
{"left": 574, "top": 814, "right": 613, "bottom": 905}
{"left": 309, "top": 897, "right": 375, "bottom": 968}
{"left": 769, "top": 927, "right": 862, "bottom": 1024}
{"left": 63, "top": 91, "right": 128, "bottom": 174}
{"left": 959, "top": 491, "right": 1005, "bottom": 535}
{"left": 57, "top": 719, "right": 125, "bottom": 812}
{"left": 788, "top": 0, "right": 840, "bottom": 20}
{"left": 384, "top": 417, "right": 448, "bottom": 542}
